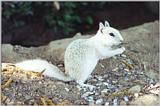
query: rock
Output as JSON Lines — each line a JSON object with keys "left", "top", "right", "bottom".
{"left": 2, "top": 35, "right": 91, "bottom": 62}
{"left": 95, "top": 98, "right": 103, "bottom": 105}
{"left": 24, "top": 95, "right": 31, "bottom": 100}
{"left": 145, "top": 69, "right": 159, "bottom": 82}
{"left": 129, "top": 85, "right": 141, "bottom": 93}
{"left": 130, "top": 94, "right": 160, "bottom": 106}
{"left": 2, "top": 44, "right": 25, "bottom": 62}
{"left": 73, "top": 32, "right": 82, "bottom": 38}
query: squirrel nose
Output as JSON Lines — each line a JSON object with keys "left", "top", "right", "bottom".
{"left": 120, "top": 40, "right": 123, "bottom": 43}
{"left": 119, "top": 40, "right": 123, "bottom": 44}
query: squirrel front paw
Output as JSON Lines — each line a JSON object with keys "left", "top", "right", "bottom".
{"left": 118, "top": 47, "right": 125, "bottom": 54}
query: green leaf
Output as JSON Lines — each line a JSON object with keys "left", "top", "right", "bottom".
{"left": 3, "top": 10, "right": 12, "bottom": 19}
{"left": 64, "top": 14, "right": 72, "bottom": 21}
{"left": 58, "top": 20, "right": 65, "bottom": 28}
{"left": 86, "top": 16, "right": 93, "bottom": 25}
{"left": 72, "top": 15, "right": 81, "bottom": 23}
{"left": 14, "top": 21, "right": 25, "bottom": 27}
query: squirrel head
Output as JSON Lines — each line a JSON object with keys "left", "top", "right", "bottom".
{"left": 96, "top": 21, "right": 124, "bottom": 47}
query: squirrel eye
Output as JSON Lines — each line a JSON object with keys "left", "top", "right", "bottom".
{"left": 109, "top": 33, "right": 115, "bottom": 37}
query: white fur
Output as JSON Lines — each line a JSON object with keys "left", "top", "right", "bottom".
{"left": 105, "top": 21, "right": 110, "bottom": 27}
{"left": 16, "top": 59, "right": 72, "bottom": 81}
{"left": 15, "top": 21, "right": 125, "bottom": 87}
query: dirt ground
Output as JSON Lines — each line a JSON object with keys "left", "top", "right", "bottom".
{"left": 1, "top": 21, "right": 159, "bottom": 105}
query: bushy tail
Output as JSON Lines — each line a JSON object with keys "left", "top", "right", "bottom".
{"left": 15, "top": 59, "right": 73, "bottom": 82}
{"left": 46, "top": 64, "right": 73, "bottom": 81}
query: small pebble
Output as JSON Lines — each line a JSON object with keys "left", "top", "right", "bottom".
{"left": 127, "top": 59, "right": 133, "bottom": 64}
{"left": 121, "top": 54, "right": 127, "bottom": 58}
{"left": 113, "top": 98, "right": 118, "bottom": 106}
{"left": 87, "top": 96, "right": 94, "bottom": 102}
{"left": 119, "top": 64, "right": 125, "bottom": 70}
{"left": 134, "top": 93, "right": 139, "bottom": 98}
{"left": 81, "top": 92, "right": 94, "bottom": 98}
{"left": 76, "top": 85, "right": 82, "bottom": 91}
{"left": 57, "top": 64, "right": 63, "bottom": 67}
{"left": 120, "top": 101, "right": 126, "bottom": 105}
{"left": 124, "top": 75, "right": 129, "bottom": 81}
{"left": 95, "top": 92, "right": 99, "bottom": 96}
{"left": 5, "top": 98, "right": 11, "bottom": 104}
{"left": 104, "top": 101, "right": 110, "bottom": 106}
{"left": 88, "top": 100, "right": 94, "bottom": 105}
{"left": 103, "top": 82, "right": 109, "bottom": 86}
{"left": 82, "top": 84, "right": 96, "bottom": 92}
{"left": 112, "top": 67, "right": 119, "bottom": 72}
{"left": 96, "top": 82, "right": 103, "bottom": 86}
{"left": 96, "top": 76, "right": 104, "bottom": 81}
{"left": 112, "top": 80, "right": 117, "bottom": 83}
{"left": 124, "top": 68, "right": 129, "bottom": 72}
{"left": 95, "top": 98, "right": 103, "bottom": 105}
{"left": 64, "top": 87, "right": 69, "bottom": 92}
{"left": 89, "top": 78, "right": 97, "bottom": 83}
{"left": 101, "top": 89, "right": 109, "bottom": 95}
{"left": 149, "top": 79, "right": 155, "bottom": 84}
{"left": 100, "top": 63, "right": 105, "bottom": 68}
{"left": 124, "top": 96, "right": 129, "bottom": 102}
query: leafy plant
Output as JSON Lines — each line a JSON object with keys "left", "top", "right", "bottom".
{"left": 2, "top": 2, "right": 106, "bottom": 35}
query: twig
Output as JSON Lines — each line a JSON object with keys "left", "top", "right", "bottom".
{"left": 34, "top": 102, "right": 38, "bottom": 106}
{"left": 40, "top": 97, "right": 47, "bottom": 106}
{"left": 46, "top": 98, "right": 55, "bottom": 106}
{"left": 121, "top": 60, "right": 134, "bottom": 70}
{"left": 2, "top": 77, "right": 13, "bottom": 89}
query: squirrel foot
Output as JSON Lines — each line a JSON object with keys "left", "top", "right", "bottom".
{"left": 76, "top": 81, "right": 96, "bottom": 91}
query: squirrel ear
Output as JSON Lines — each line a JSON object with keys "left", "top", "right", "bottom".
{"left": 99, "top": 22, "right": 104, "bottom": 29}
{"left": 105, "top": 21, "right": 110, "bottom": 27}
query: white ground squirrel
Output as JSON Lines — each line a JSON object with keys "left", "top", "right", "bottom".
{"left": 16, "top": 21, "right": 125, "bottom": 87}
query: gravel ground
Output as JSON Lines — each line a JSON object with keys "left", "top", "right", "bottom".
{"left": 1, "top": 53, "right": 159, "bottom": 105}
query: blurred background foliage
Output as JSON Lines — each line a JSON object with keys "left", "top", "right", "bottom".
{"left": 2, "top": 2, "right": 158, "bottom": 46}
{"left": 2, "top": 2, "right": 106, "bottom": 35}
